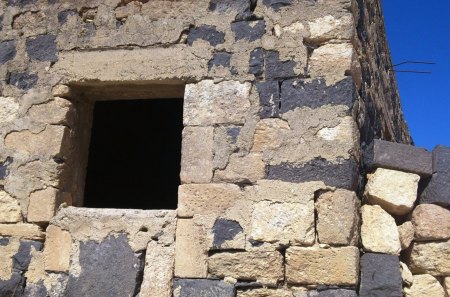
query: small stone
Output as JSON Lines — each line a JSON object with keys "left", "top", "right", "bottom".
{"left": 252, "top": 119, "right": 290, "bottom": 152}
{"left": 408, "top": 240, "right": 450, "bottom": 276}
{"left": 231, "top": 20, "right": 266, "bottom": 42}
{"left": 187, "top": 25, "right": 225, "bottom": 46}
{"left": 398, "top": 221, "right": 414, "bottom": 250}
{"left": 237, "top": 288, "right": 294, "bottom": 297}
{"left": 0, "top": 223, "right": 44, "bottom": 240}
{"left": 214, "top": 153, "right": 265, "bottom": 183}
{"left": 0, "top": 97, "right": 20, "bottom": 122}
{"left": 400, "top": 261, "right": 413, "bottom": 287}
{"left": 0, "top": 40, "right": 16, "bottom": 65}
{"left": 404, "top": 274, "right": 445, "bottom": 297}
{"left": 26, "top": 34, "right": 58, "bottom": 62}
{"left": 173, "top": 279, "right": 235, "bottom": 297}
{"left": 52, "top": 85, "right": 71, "bottom": 97}
{"left": 44, "top": 225, "right": 71, "bottom": 272}
{"left": 0, "top": 190, "right": 22, "bottom": 223}
{"left": 412, "top": 204, "right": 450, "bottom": 241}
{"left": 444, "top": 277, "right": 450, "bottom": 296}
{"left": 361, "top": 205, "right": 401, "bottom": 255}
{"left": 365, "top": 168, "right": 420, "bottom": 216}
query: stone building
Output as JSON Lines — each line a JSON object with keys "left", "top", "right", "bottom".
{"left": 0, "top": 0, "right": 449, "bottom": 296}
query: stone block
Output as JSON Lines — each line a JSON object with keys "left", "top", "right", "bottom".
{"left": 0, "top": 272, "right": 25, "bottom": 297}
{"left": 44, "top": 225, "right": 71, "bottom": 272}
{"left": 0, "top": 40, "right": 16, "bottom": 65}
{"left": 0, "top": 223, "right": 44, "bottom": 240}
{"left": 183, "top": 80, "right": 251, "bottom": 126}
{"left": 214, "top": 153, "right": 265, "bottom": 183}
{"left": 28, "top": 97, "right": 74, "bottom": 125}
{"left": 26, "top": 34, "right": 58, "bottom": 62}
{"left": 432, "top": 145, "right": 450, "bottom": 174}
{"left": 13, "top": 240, "right": 43, "bottom": 271}
{"left": 173, "top": 279, "right": 235, "bottom": 297}
{"left": 7, "top": 72, "right": 38, "bottom": 90}
{"left": 237, "top": 288, "right": 294, "bottom": 297}
{"left": 251, "top": 119, "right": 290, "bottom": 152}
{"left": 361, "top": 205, "right": 401, "bottom": 255}
{"left": 420, "top": 172, "right": 450, "bottom": 207}
{"left": 316, "top": 189, "right": 360, "bottom": 245}
{"left": 265, "top": 51, "right": 296, "bottom": 80}
{"left": 140, "top": 241, "right": 174, "bottom": 297}
{"left": 307, "top": 14, "right": 353, "bottom": 44}
{"left": 364, "top": 139, "right": 432, "bottom": 176}
{"left": 231, "top": 20, "right": 266, "bottom": 42}
{"left": 408, "top": 240, "right": 450, "bottom": 276}
{"left": 444, "top": 277, "right": 450, "bottom": 296}
{"left": 211, "top": 218, "right": 245, "bottom": 250}
{"left": 359, "top": 253, "right": 402, "bottom": 297}
{"left": 255, "top": 80, "right": 280, "bottom": 118}
{"left": 285, "top": 246, "right": 359, "bottom": 286}
{"left": 404, "top": 274, "right": 445, "bottom": 297}
{"left": 208, "top": 251, "right": 283, "bottom": 285}
{"left": 0, "top": 190, "right": 22, "bottom": 223}
{"left": 365, "top": 168, "right": 419, "bottom": 216}
{"left": 0, "top": 97, "right": 19, "bottom": 122}
{"left": 398, "top": 221, "right": 414, "bottom": 250}
{"left": 180, "top": 126, "right": 214, "bottom": 184}
{"left": 400, "top": 261, "right": 413, "bottom": 287}
{"left": 28, "top": 187, "right": 67, "bottom": 223}
{"left": 412, "top": 204, "right": 450, "bottom": 241}
{"left": 187, "top": 25, "right": 225, "bottom": 46}
{"left": 174, "top": 219, "right": 207, "bottom": 278}
{"left": 249, "top": 48, "right": 265, "bottom": 76}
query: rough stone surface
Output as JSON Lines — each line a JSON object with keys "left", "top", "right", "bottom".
{"left": 286, "top": 246, "right": 359, "bottom": 286}
{"left": 444, "top": 277, "right": 450, "bottom": 296}
{"left": 265, "top": 51, "right": 296, "bottom": 80}
{"left": 412, "top": 204, "right": 450, "bottom": 241}
{"left": 0, "top": 40, "right": 16, "bottom": 65}
{"left": 0, "top": 97, "right": 19, "bottom": 123}
{"left": 0, "top": 190, "right": 22, "bottom": 223}
{"left": 231, "top": 20, "right": 266, "bottom": 41}
{"left": 359, "top": 253, "right": 402, "bottom": 297}
{"left": 315, "top": 289, "right": 358, "bottom": 297}
{"left": 237, "top": 288, "right": 294, "bottom": 297}
{"left": 249, "top": 48, "right": 265, "bottom": 76}
{"left": 212, "top": 218, "right": 244, "bottom": 250}
{"left": 398, "top": 221, "right": 414, "bottom": 250}
{"left": 28, "top": 97, "right": 74, "bottom": 125}
{"left": 26, "top": 34, "right": 58, "bottom": 62}
{"left": 307, "top": 14, "right": 353, "bottom": 44}
{"left": 420, "top": 172, "right": 450, "bottom": 207}
{"left": 408, "top": 240, "right": 450, "bottom": 276}
{"left": 316, "top": 189, "right": 360, "bottom": 246}
{"left": 44, "top": 225, "right": 71, "bottom": 272}
{"left": 433, "top": 145, "right": 450, "bottom": 174}
{"left": 252, "top": 119, "right": 290, "bottom": 152}
{"left": 256, "top": 80, "right": 280, "bottom": 118}
{"left": 365, "top": 168, "right": 420, "bottom": 216}
{"left": 27, "top": 188, "right": 61, "bottom": 223}
{"left": 187, "top": 25, "right": 225, "bottom": 46}
{"left": 214, "top": 153, "right": 265, "bottom": 183}
{"left": 7, "top": 72, "right": 38, "bottom": 90}
{"left": 404, "top": 274, "right": 445, "bottom": 297}
{"left": 361, "top": 205, "right": 401, "bottom": 255}
{"left": 173, "top": 279, "right": 235, "bottom": 297}
{"left": 208, "top": 251, "right": 283, "bottom": 285}
{"left": 14, "top": 240, "right": 43, "bottom": 271}
{"left": 0, "top": 223, "right": 44, "bottom": 240}
{"left": 400, "top": 261, "right": 413, "bottom": 287}
{"left": 262, "top": 0, "right": 292, "bottom": 11}
{"left": 0, "top": 272, "right": 25, "bottom": 297}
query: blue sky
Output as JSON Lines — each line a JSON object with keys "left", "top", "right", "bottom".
{"left": 382, "top": 1, "right": 450, "bottom": 150}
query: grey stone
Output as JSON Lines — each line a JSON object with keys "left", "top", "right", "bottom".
{"left": 231, "top": 20, "right": 265, "bottom": 42}
{"left": 0, "top": 272, "right": 25, "bottom": 297}
{"left": 7, "top": 0, "right": 37, "bottom": 6}
{"left": 265, "top": 51, "right": 296, "bottom": 80}
{"left": 249, "top": 48, "right": 264, "bottom": 76}
{"left": 13, "top": 240, "right": 43, "bottom": 271}
{"left": 420, "top": 172, "right": 450, "bottom": 207}
{"left": 0, "top": 15, "right": 3, "bottom": 31}
{"left": 280, "top": 77, "right": 356, "bottom": 113}
{"left": 0, "top": 157, "right": 13, "bottom": 180}
{"left": 266, "top": 158, "right": 359, "bottom": 190}
{"left": 208, "top": 52, "right": 231, "bottom": 70}
{"left": 212, "top": 218, "right": 243, "bottom": 249}
{"left": 226, "top": 127, "right": 241, "bottom": 144}
{"left": 359, "top": 253, "right": 402, "bottom": 297}
{"left": 0, "top": 237, "right": 9, "bottom": 246}
{"left": 187, "top": 25, "right": 225, "bottom": 46}
{"left": 66, "top": 234, "right": 144, "bottom": 297}
{"left": 364, "top": 139, "right": 432, "bottom": 176}
{"left": 24, "top": 281, "right": 47, "bottom": 297}
{"left": 262, "top": 0, "right": 292, "bottom": 11}
{"left": 0, "top": 40, "right": 16, "bottom": 65}
{"left": 26, "top": 35, "right": 58, "bottom": 62}
{"left": 316, "top": 289, "right": 358, "bottom": 297}
{"left": 256, "top": 80, "right": 280, "bottom": 118}
{"left": 7, "top": 72, "right": 38, "bottom": 90}
{"left": 173, "top": 279, "right": 235, "bottom": 297}
{"left": 57, "top": 9, "right": 77, "bottom": 24}
{"left": 433, "top": 145, "right": 450, "bottom": 174}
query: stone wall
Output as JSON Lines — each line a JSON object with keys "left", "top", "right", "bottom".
{"left": 1, "top": 0, "right": 447, "bottom": 296}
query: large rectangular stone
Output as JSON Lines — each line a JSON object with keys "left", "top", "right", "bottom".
{"left": 44, "top": 225, "right": 71, "bottom": 272}
{"left": 286, "top": 246, "right": 359, "bottom": 286}
{"left": 364, "top": 139, "right": 432, "bottom": 176}
{"left": 360, "top": 253, "right": 402, "bottom": 297}
{"left": 408, "top": 240, "right": 450, "bottom": 276}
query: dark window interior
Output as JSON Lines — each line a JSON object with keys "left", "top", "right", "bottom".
{"left": 83, "top": 99, "right": 183, "bottom": 209}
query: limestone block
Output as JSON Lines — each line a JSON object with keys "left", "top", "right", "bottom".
{"left": 0, "top": 97, "right": 19, "bottom": 122}
{"left": 309, "top": 43, "right": 353, "bottom": 85}
{"left": 398, "top": 221, "right": 414, "bottom": 250}
{"left": 28, "top": 98, "right": 74, "bottom": 125}
{"left": 251, "top": 119, "right": 290, "bottom": 152}
{"left": 404, "top": 274, "right": 445, "bottom": 297}
{"left": 286, "top": 246, "right": 359, "bottom": 286}
{"left": 316, "top": 189, "right": 360, "bottom": 245}
{"left": 400, "top": 261, "right": 413, "bottom": 287}
{"left": 4, "top": 125, "right": 69, "bottom": 157}
{"left": 412, "top": 204, "right": 450, "bottom": 241}
{"left": 213, "top": 153, "right": 265, "bottom": 183}
{"left": 250, "top": 200, "right": 314, "bottom": 245}
{"left": 44, "top": 225, "right": 71, "bottom": 272}
{"left": 0, "top": 191, "right": 22, "bottom": 223}
{"left": 178, "top": 183, "right": 243, "bottom": 218}
{"left": 174, "top": 219, "right": 207, "bottom": 278}
{"left": 409, "top": 240, "right": 450, "bottom": 276}
{"left": 237, "top": 288, "right": 294, "bottom": 297}
{"left": 140, "top": 241, "right": 174, "bottom": 297}
{"left": 183, "top": 80, "right": 251, "bottom": 126}
{"left": 208, "top": 251, "right": 283, "bottom": 285}
{"left": 180, "top": 126, "right": 214, "bottom": 184}
{"left": 27, "top": 187, "right": 68, "bottom": 223}
{"left": 361, "top": 205, "right": 401, "bottom": 255}
{"left": 307, "top": 14, "right": 353, "bottom": 44}
{"left": 0, "top": 224, "right": 44, "bottom": 240}
{"left": 365, "top": 168, "right": 420, "bottom": 216}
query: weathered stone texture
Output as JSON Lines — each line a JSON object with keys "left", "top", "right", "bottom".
{"left": 44, "top": 225, "right": 71, "bottom": 272}
{"left": 0, "top": 223, "right": 44, "bottom": 240}
{"left": 398, "top": 221, "right": 414, "bottom": 250}
{"left": 444, "top": 277, "right": 450, "bottom": 296}
{"left": 404, "top": 274, "right": 446, "bottom": 297}
{"left": 214, "top": 153, "right": 265, "bottom": 183}
{"left": 26, "top": 34, "right": 58, "bottom": 62}
{"left": 0, "top": 97, "right": 19, "bottom": 122}
{"left": 360, "top": 253, "right": 402, "bottom": 297}
{"left": 309, "top": 43, "right": 353, "bottom": 85}
{"left": 307, "top": 14, "right": 353, "bottom": 44}
{"left": 0, "top": 40, "right": 16, "bottom": 65}
{"left": 420, "top": 172, "right": 450, "bottom": 207}
{"left": 237, "top": 288, "right": 294, "bottom": 297}
{"left": 0, "top": 190, "right": 22, "bottom": 223}
{"left": 27, "top": 187, "right": 66, "bottom": 223}
{"left": 408, "top": 240, "right": 450, "bottom": 276}
{"left": 412, "top": 204, "right": 450, "bottom": 241}
{"left": 173, "top": 279, "right": 235, "bottom": 297}
{"left": 400, "top": 261, "right": 413, "bottom": 287}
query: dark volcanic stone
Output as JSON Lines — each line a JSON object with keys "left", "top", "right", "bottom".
{"left": 420, "top": 172, "right": 450, "bottom": 207}
{"left": 256, "top": 80, "right": 280, "bottom": 118}
{"left": 359, "top": 253, "right": 402, "bottom": 297}
{"left": 0, "top": 272, "right": 25, "bottom": 297}
{"left": 23, "top": 281, "right": 47, "bottom": 297}
{"left": 7, "top": 0, "right": 37, "bottom": 6}
{"left": 66, "top": 234, "right": 144, "bottom": 297}
{"left": 317, "top": 289, "right": 358, "bottom": 297}
{"left": 0, "top": 40, "right": 17, "bottom": 65}
{"left": 26, "top": 34, "right": 58, "bottom": 62}
{"left": 208, "top": 52, "right": 232, "bottom": 71}
{"left": 265, "top": 51, "right": 296, "bottom": 80}
{"left": 14, "top": 240, "right": 43, "bottom": 271}
{"left": 58, "top": 9, "right": 77, "bottom": 24}
{"left": 280, "top": 77, "right": 356, "bottom": 113}
{"left": 0, "top": 157, "right": 13, "bottom": 180}
{"left": 173, "top": 279, "right": 235, "bottom": 297}
{"left": 209, "top": 0, "right": 253, "bottom": 21}
{"left": 363, "top": 139, "right": 432, "bottom": 176}
{"left": 262, "top": 0, "right": 292, "bottom": 11}
{"left": 212, "top": 218, "right": 243, "bottom": 249}
{"left": 0, "top": 15, "right": 3, "bottom": 31}
{"left": 266, "top": 158, "right": 359, "bottom": 190}
{"left": 249, "top": 48, "right": 264, "bottom": 76}
{"left": 7, "top": 72, "right": 38, "bottom": 90}
{"left": 0, "top": 237, "right": 9, "bottom": 246}
{"left": 231, "top": 20, "right": 265, "bottom": 42}
{"left": 187, "top": 25, "right": 225, "bottom": 46}
{"left": 226, "top": 127, "right": 241, "bottom": 144}
{"left": 432, "top": 145, "right": 450, "bottom": 174}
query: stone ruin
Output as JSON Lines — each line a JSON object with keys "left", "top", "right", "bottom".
{"left": 0, "top": 0, "right": 449, "bottom": 296}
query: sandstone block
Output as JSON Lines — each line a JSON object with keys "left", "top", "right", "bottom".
{"left": 316, "top": 189, "right": 360, "bottom": 245}
{"left": 412, "top": 204, "right": 450, "bottom": 241}
{"left": 0, "top": 224, "right": 44, "bottom": 240}
{"left": 0, "top": 191, "right": 22, "bottom": 223}
{"left": 214, "top": 153, "right": 265, "bottom": 183}
{"left": 307, "top": 14, "right": 353, "bottom": 44}
{"left": 28, "top": 187, "right": 67, "bottom": 223}
{"left": 409, "top": 240, "right": 450, "bottom": 276}
{"left": 173, "top": 279, "right": 235, "bottom": 297}
{"left": 404, "top": 274, "right": 445, "bottom": 297}
{"left": 0, "top": 97, "right": 19, "bottom": 122}
{"left": 183, "top": 80, "right": 251, "bottom": 126}
{"left": 361, "top": 205, "right": 401, "bottom": 255}
{"left": 365, "top": 168, "right": 419, "bottom": 215}
{"left": 251, "top": 119, "right": 290, "bottom": 152}
{"left": 237, "top": 288, "right": 294, "bottom": 297}
{"left": 180, "top": 126, "right": 214, "bottom": 184}
{"left": 208, "top": 251, "right": 283, "bottom": 285}
{"left": 44, "top": 225, "right": 71, "bottom": 272}
{"left": 174, "top": 219, "right": 207, "bottom": 278}
{"left": 286, "top": 246, "right": 359, "bottom": 286}
{"left": 28, "top": 98, "right": 74, "bottom": 125}
{"left": 398, "top": 221, "right": 414, "bottom": 250}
